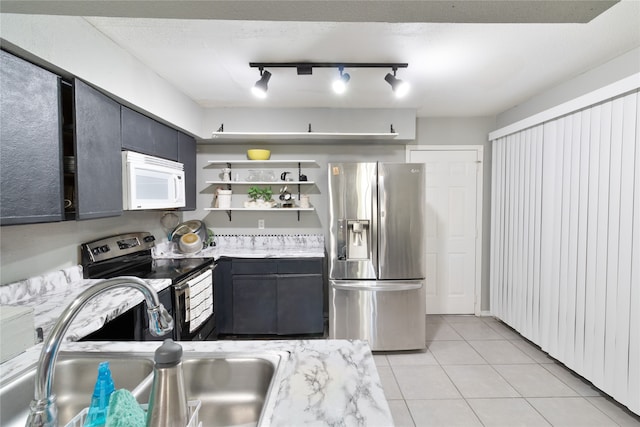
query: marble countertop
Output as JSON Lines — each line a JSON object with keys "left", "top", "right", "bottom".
{"left": 4, "top": 339, "right": 392, "bottom": 426}
{"left": 0, "top": 265, "right": 172, "bottom": 343}
{"left": 153, "top": 233, "right": 326, "bottom": 259}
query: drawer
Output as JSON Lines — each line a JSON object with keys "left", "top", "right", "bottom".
{"left": 231, "top": 259, "right": 277, "bottom": 275}
{"left": 277, "top": 258, "right": 323, "bottom": 274}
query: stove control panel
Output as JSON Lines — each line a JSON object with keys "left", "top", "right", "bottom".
{"left": 81, "top": 232, "right": 156, "bottom": 264}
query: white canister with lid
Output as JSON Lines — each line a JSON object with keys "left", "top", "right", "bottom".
{"left": 300, "top": 194, "right": 310, "bottom": 209}
{"left": 216, "top": 189, "right": 232, "bottom": 209}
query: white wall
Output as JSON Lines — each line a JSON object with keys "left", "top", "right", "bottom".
{"left": 0, "top": 13, "right": 203, "bottom": 135}
{"left": 0, "top": 211, "right": 175, "bottom": 285}
{"left": 496, "top": 47, "right": 640, "bottom": 128}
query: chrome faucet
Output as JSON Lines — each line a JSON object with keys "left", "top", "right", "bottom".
{"left": 25, "top": 276, "right": 174, "bottom": 427}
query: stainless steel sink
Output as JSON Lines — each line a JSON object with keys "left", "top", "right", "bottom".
{"left": 0, "top": 350, "right": 287, "bottom": 427}
{"left": 183, "top": 354, "right": 281, "bottom": 426}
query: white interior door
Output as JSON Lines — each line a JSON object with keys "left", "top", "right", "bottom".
{"left": 409, "top": 148, "right": 481, "bottom": 314}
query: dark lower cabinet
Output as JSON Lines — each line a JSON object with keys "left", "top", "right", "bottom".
{"left": 0, "top": 50, "right": 63, "bottom": 225}
{"left": 215, "top": 257, "right": 325, "bottom": 336}
{"left": 232, "top": 275, "right": 278, "bottom": 334}
{"left": 277, "top": 274, "right": 324, "bottom": 334}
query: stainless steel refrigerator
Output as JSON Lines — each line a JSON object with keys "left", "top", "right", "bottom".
{"left": 328, "top": 162, "right": 426, "bottom": 351}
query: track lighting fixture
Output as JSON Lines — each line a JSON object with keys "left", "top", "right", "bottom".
{"left": 332, "top": 67, "right": 351, "bottom": 94}
{"left": 384, "top": 68, "right": 410, "bottom": 98}
{"left": 249, "top": 62, "right": 408, "bottom": 98}
{"left": 251, "top": 68, "right": 271, "bottom": 98}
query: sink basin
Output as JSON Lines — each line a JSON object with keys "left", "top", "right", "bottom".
{"left": 183, "top": 355, "right": 280, "bottom": 426}
{"left": 0, "top": 353, "right": 155, "bottom": 427}
{"left": 0, "top": 350, "right": 287, "bottom": 427}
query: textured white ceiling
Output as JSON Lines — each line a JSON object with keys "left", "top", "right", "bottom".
{"left": 4, "top": 0, "right": 639, "bottom": 117}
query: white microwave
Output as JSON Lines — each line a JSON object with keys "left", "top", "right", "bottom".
{"left": 122, "top": 151, "right": 186, "bottom": 210}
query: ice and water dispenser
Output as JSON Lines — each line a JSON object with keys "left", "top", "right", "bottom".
{"left": 337, "top": 219, "right": 370, "bottom": 260}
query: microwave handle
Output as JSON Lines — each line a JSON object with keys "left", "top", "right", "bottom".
{"left": 173, "top": 175, "right": 181, "bottom": 203}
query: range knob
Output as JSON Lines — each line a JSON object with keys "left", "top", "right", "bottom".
{"left": 143, "top": 235, "right": 156, "bottom": 243}
{"left": 100, "top": 245, "right": 110, "bottom": 253}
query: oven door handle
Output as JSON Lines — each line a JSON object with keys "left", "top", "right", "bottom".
{"left": 174, "top": 266, "right": 213, "bottom": 291}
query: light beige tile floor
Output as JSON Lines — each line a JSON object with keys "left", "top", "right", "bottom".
{"left": 376, "top": 315, "right": 640, "bottom": 427}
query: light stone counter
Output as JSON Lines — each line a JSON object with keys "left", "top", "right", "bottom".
{"left": 9, "top": 339, "right": 392, "bottom": 427}
{"left": 0, "top": 265, "right": 171, "bottom": 344}
{"left": 153, "top": 233, "right": 325, "bottom": 259}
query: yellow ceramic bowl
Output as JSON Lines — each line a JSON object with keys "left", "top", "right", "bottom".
{"left": 247, "top": 149, "right": 271, "bottom": 160}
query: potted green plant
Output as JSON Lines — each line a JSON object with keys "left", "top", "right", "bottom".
{"left": 245, "top": 186, "right": 274, "bottom": 208}
{"left": 247, "top": 185, "right": 261, "bottom": 202}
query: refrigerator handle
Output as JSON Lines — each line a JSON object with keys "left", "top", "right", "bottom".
{"left": 337, "top": 219, "right": 347, "bottom": 260}
{"left": 332, "top": 282, "right": 423, "bottom": 292}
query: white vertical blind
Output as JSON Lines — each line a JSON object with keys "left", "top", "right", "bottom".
{"left": 490, "top": 124, "right": 544, "bottom": 343}
{"left": 490, "top": 89, "right": 639, "bottom": 415}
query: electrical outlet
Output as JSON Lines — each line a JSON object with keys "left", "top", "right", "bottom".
{"left": 258, "top": 219, "right": 265, "bottom": 229}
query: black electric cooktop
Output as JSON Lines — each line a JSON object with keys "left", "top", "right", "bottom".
{"left": 82, "top": 232, "right": 214, "bottom": 283}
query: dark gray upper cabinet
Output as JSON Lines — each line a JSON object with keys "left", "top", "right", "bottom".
{"left": 121, "top": 106, "right": 178, "bottom": 161}
{"left": 74, "top": 79, "right": 123, "bottom": 219}
{"left": 177, "top": 131, "right": 196, "bottom": 211}
{"left": 0, "top": 50, "right": 63, "bottom": 225}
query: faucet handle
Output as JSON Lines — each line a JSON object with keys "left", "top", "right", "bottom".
{"left": 147, "top": 304, "right": 174, "bottom": 337}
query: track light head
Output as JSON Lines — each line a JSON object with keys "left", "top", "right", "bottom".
{"left": 384, "top": 71, "right": 409, "bottom": 98}
{"left": 251, "top": 69, "right": 271, "bottom": 99}
{"left": 332, "top": 68, "right": 351, "bottom": 95}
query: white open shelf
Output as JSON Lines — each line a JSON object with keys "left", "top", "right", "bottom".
{"left": 207, "top": 160, "right": 315, "bottom": 165}
{"left": 206, "top": 180, "right": 315, "bottom": 185}
{"left": 205, "top": 207, "right": 315, "bottom": 212}
{"left": 203, "top": 131, "right": 398, "bottom": 143}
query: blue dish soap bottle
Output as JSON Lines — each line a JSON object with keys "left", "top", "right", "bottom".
{"left": 84, "top": 361, "right": 115, "bottom": 427}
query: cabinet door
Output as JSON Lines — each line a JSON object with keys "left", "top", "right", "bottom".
{"left": 214, "top": 258, "right": 233, "bottom": 334}
{"left": 0, "top": 51, "right": 63, "bottom": 225}
{"left": 74, "top": 79, "right": 122, "bottom": 219}
{"left": 232, "top": 275, "right": 277, "bottom": 334}
{"left": 151, "top": 119, "right": 178, "bottom": 161}
{"left": 121, "top": 106, "right": 154, "bottom": 155}
{"left": 277, "top": 274, "right": 324, "bottom": 334}
{"left": 178, "top": 131, "right": 196, "bottom": 211}
{"left": 121, "top": 106, "right": 178, "bottom": 161}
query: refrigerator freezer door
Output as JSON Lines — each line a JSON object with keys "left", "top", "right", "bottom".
{"left": 378, "top": 163, "right": 426, "bottom": 280}
{"left": 328, "top": 163, "right": 378, "bottom": 280}
{"left": 329, "top": 280, "right": 426, "bottom": 351}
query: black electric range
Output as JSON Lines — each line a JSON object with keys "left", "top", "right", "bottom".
{"left": 81, "top": 231, "right": 216, "bottom": 341}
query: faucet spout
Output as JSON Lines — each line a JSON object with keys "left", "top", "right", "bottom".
{"left": 26, "top": 276, "right": 174, "bottom": 427}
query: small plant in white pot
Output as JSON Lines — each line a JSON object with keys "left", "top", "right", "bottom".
{"left": 245, "top": 186, "right": 275, "bottom": 208}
